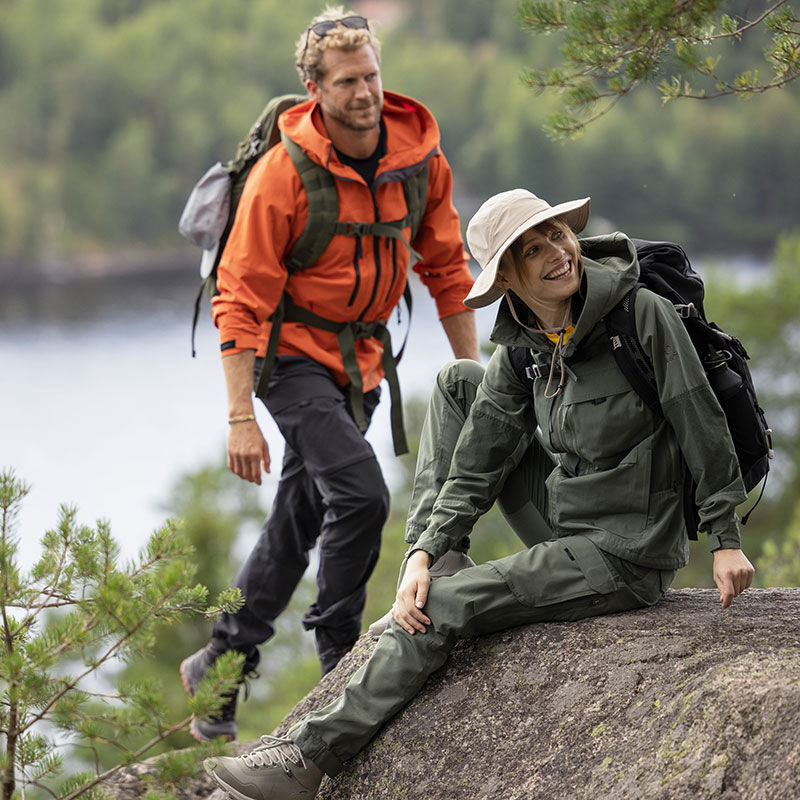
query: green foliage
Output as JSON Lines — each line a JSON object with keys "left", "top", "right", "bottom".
{"left": 758, "top": 498, "right": 800, "bottom": 585}
{"left": 0, "top": 467, "right": 241, "bottom": 800}
{"left": 0, "top": 0, "right": 797, "bottom": 266}
{"left": 518, "top": 0, "right": 800, "bottom": 138}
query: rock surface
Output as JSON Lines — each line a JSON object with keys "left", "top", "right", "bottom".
{"left": 102, "top": 588, "right": 800, "bottom": 799}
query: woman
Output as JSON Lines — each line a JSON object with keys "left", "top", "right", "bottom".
{"left": 203, "top": 189, "right": 755, "bottom": 800}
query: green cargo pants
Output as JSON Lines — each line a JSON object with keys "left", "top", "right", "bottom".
{"left": 290, "top": 360, "right": 675, "bottom": 776}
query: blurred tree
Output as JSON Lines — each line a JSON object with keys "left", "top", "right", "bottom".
{"left": 518, "top": 0, "right": 800, "bottom": 138}
{"left": 758, "top": 497, "right": 800, "bottom": 585}
{"left": 0, "top": 0, "right": 797, "bottom": 263}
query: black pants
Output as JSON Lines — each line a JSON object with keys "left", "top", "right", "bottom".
{"left": 212, "top": 356, "right": 390, "bottom": 663}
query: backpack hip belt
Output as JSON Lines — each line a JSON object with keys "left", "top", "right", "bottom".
{"left": 255, "top": 293, "right": 408, "bottom": 456}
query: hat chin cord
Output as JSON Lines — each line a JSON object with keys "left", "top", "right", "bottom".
{"left": 504, "top": 291, "right": 572, "bottom": 399}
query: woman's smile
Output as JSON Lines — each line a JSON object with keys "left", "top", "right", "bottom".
{"left": 544, "top": 259, "right": 572, "bottom": 280}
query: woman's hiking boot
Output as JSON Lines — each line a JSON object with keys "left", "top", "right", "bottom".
{"left": 179, "top": 638, "right": 259, "bottom": 742}
{"left": 204, "top": 734, "right": 323, "bottom": 800}
{"left": 366, "top": 549, "right": 476, "bottom": 639}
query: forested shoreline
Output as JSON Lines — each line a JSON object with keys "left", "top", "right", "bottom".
{"left": 1, "top": 0, "right": 798, "bottom": 278}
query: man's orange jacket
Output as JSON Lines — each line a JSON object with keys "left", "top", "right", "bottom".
{"left": 212, "top": 90, "right": 473, "bottom": 393}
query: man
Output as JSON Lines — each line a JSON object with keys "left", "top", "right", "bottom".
{"left": 179, "top": 6, "right": 479, "bottom": 743}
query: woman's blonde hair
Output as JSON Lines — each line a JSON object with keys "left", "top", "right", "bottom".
{"left": 295, "top": 5, "right": 382, "bottom": 85}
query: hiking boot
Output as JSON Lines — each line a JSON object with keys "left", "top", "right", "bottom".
{"left": 204, "top": 734, "right": 323, "bottom": 800}
{"left": 367, "top": 550, "right": 476, "bottom": 639}
{"left": 180, "top": 638, "right": 257, "bottom": 743}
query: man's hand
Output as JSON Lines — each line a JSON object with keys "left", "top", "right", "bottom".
{"left": 227, "top": 420, "right": 270, "bottom": 485}
{"left": 220, "top": 349, "right": 270, "bottom": 484}
{"left": 712, "top": 548, "right": 754, "bottom": 609}
{"left": 393, "top": 549, "right": 433, "bottom": 634}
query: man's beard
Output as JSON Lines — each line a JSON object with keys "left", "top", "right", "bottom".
{"left": 323, "top": 96, "right": 382, "bottom": 131}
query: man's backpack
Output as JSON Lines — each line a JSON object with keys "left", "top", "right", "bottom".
{"left": 178, "top": 94, "right": 431, "bottom": 455}
{"left": 510, "top": 239, "right": 773, "bottom": 539}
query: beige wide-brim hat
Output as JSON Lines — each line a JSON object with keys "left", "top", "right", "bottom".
{"left": 464, "top": 189, "right": 591, "bottom": 308}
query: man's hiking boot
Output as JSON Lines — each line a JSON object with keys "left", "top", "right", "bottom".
{"left": 367, "top": 549, "right": 476, "bottom": 639}
{"left": 204, "top": 734, "right": 323, "bottom": 800}
{"left": 179, "top": 638, "right": 258, "bottom": 743}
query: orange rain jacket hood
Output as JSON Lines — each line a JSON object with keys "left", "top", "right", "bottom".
{"left": 212, "top": 91, "right": 474, "bottom": 392}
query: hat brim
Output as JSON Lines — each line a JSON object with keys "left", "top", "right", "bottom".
{"left": 464, "top": 197, "right": 591, "bottom": 309}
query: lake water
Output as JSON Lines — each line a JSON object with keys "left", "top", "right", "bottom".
{"left": 1, "top": 251, "right": 769, "bottom": 570}
{"left": 0, "top": 266, "right": 497, "bottom": 568}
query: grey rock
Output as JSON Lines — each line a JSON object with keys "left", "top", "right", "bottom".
{"left": 101, "top": 589, "right": 800, "bottom": 800}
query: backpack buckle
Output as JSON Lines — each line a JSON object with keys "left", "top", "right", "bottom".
{"left": 675, "top": 303, "right": 698, "bottom": 319}
{"left": 524, "top": 364, "right": 546, "bottom": 381}
{"left": 343, "top": 222, "right": 372, "bottom": 237}
{"left": 350, "top": 320, "right": 382, "bottom": 339}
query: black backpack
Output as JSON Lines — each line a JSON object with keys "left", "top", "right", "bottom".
{"left": 510, "top": 239, "right": 773, "bottom": 539}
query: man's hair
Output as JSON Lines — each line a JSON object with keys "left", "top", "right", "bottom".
{"left": 295, "top": 5, "right": 382, "bottom": 85}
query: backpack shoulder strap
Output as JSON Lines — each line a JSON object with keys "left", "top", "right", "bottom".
{"left": 507, "top": 346, "right": 535, "bottom": 393}
{"left": 604, "top": 285, "right": 662, "bottom": 416}
{"left": 402, "top": 161, "right": 429, "bottom": 242}
{"left": 282, "top": 132, "right": 429, "bottom": 274}
{"left": 605, "top": 285, "right": 702, "bottom": 539}
{"left": 281, "top": 132, "right": 341, "bottom": 274}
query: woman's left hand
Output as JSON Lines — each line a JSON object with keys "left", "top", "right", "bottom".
{"left": 393, "top": 550, "right": 433, "bottom": 634}
{"left": 712, "top": 548, "right": 755, "bottom": 609}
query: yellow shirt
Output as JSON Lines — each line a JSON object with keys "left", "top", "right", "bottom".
{"left": 541, "top": 323, "right": 575, "bottom": 345}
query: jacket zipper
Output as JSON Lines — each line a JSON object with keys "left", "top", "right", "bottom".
{"left": 358, "top": 189, "right": 382, "bottom": 321}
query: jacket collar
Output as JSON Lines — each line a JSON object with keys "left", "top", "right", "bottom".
{"left": 278, "top": 90, "right": 441, "bottom": 180}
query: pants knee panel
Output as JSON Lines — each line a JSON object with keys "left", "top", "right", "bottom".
{"left": 437, "top": 358, "right": 485, "bottom": 389}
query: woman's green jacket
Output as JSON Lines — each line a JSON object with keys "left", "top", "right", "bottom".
{"left": 414, "top": 233, "right": 746, "bottom": 571}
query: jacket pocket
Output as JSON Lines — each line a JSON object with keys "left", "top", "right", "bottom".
{"left": 547, "top": 434, "right": 653, "bottom": 538}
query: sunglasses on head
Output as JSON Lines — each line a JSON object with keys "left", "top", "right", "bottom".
{"left": 301, "top": 15, "right": 370, "bottom": 64}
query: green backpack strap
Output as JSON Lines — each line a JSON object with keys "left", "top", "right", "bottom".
{"left": 281, "top": 132, "right": 425, "bottom": 271}
{"left": 400, "top": 159, "right": 429, "bottom": 243}
{"left": 281, "top": 133, "right": 341, "bottom": 273}
{"left": 254, "top": 133, "right": 434, "bottom": 456}
{"left": 255, "top": 295, "right": 408, "bottom": 456}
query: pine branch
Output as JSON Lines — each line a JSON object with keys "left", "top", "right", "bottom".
{"left": 20, "top": 583, "right": 181, "bottom": 735}
{"left": 56, "top": 715, "right": 194, "bottom": 800}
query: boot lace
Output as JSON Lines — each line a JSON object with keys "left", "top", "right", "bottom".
{"left": 238, "top": 735, "right": 306, "bottom": 774}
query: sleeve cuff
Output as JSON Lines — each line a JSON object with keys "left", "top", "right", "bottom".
{"left": 408, "top": 534, "right": 448, "bottom": 565}
{"left": 707, "top": 530, "right": 742, "bottom": 552}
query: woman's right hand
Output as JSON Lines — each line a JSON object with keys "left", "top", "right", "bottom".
{"left": 393, "top": 549, "right": 433, "bottom": 635}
